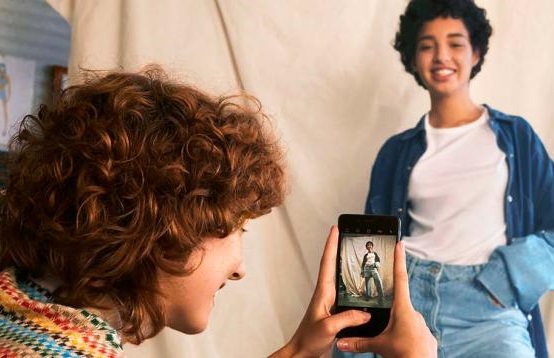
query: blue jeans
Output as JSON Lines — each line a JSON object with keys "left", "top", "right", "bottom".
{"left": 333, "top": 254, "right": 534, "bottom": 358}
{"left": 363, "top": 268, "right": 383, "bottom": 299}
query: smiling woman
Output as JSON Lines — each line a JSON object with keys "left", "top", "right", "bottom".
{"left": 412, "top": 17, "right": 480, "bottom": 104}
{"left": 361, "top": 1, "right": 554, "bottom": 357}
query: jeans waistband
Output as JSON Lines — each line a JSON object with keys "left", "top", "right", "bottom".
{"left": 406, "top": 253, "right": 487, "bottom": 282}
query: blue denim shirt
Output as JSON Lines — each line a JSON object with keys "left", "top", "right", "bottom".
{"left": 364, "top": 105, "right": 554, "bottom": 357}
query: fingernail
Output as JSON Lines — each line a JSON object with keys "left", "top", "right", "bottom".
{"left": 362, "top": 312, "right": 371, "bottom": 321}
{"left": 336, "top": 340, "right": 349, "bottom": 351}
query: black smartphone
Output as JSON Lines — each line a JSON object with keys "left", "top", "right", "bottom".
{"left": 335, "top": 214, "right": 400, "bottom": 337}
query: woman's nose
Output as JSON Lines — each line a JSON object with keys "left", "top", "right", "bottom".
{"left": 433, "top": 44, "right": 451, "bottom": 63}
{"left": 229, "top": 263, "right": 246, "bottom": 280}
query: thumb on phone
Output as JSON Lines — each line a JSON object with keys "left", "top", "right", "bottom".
{"left": 320, "top": 309, "right": 371, "bottom": 335}
{"left": 336, "top": 335, "right": 387, "bottom": 353}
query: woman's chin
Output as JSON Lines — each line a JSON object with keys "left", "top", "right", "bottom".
{"left": 168, "top": 315, "right": 210, "bottom": 335}
{"left": 173, "top": 323, "right": 208, "bottom": 335}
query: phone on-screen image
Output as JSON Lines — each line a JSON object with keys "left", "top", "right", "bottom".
{"left": 334, "top": 214, "right": 400, "bottom": 338}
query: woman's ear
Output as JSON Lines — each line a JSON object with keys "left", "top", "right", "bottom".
{"left": 472, "top": 49, "right": 481, "bottom": 67}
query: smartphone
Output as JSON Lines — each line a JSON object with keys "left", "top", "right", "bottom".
{"left": 335, "top": 214, "right": 400, "bottom": 337}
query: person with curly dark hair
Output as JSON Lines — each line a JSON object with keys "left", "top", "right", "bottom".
{"left": 362, "top": 0, "right": 554, "bottom": 357}
{"left": 360, "top": 241, "right": 384, "bottom": 301}
{"left": 0, "top": 68, "right": 436, "bottom": 357}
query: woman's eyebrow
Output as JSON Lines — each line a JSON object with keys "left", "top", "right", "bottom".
{"left": 417, "top": 32, "right": 467, "bottom": 42}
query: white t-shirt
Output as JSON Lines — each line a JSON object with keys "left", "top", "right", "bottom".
{"left": 403, "top": 109, "right": 508, "bottom": 265}
{"left": 364, "top": 252, "right": 377, "bottom": 266}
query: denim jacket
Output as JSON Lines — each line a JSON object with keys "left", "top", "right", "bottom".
{"left": 364, "top": 105, "right": 554, "bottom": 357}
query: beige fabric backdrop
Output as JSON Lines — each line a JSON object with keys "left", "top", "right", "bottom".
{"left": 46, "top": 1, "right": 554, "bottom": 356}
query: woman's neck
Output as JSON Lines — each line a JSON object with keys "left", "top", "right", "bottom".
{"left": 428, "top": 92, "right": 482, "bottom": 128}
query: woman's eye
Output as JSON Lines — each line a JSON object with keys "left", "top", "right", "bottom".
{"left": 240, "top": 228, "right": 248, "bottom": 233}
{"left": 418, "top": 45, "right": 433, "bottom": 51}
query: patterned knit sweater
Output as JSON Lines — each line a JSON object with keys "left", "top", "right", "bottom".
{"left": 0, "top": 269, "right": 123, "bottom": 357}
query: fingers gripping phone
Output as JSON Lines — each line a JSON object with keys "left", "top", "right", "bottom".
{"left": 335, "top": 214, "right": 400, "bottom": 337}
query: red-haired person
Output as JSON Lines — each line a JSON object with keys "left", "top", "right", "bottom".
{"left": 0, "top": 69, "right": 435, "bottom": 357}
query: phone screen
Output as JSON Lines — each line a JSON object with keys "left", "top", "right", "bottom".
{"left": 335, "top": 214, "right": 399, "bottom": 337}
{"left": 337, "top": 233, "right": 395, "bottom": 309}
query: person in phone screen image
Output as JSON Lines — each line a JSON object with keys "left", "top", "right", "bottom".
{"left": 357, "top": 0, "right": 554, "bottom": 357}
{"left": 339, "top": 236, "right": 394, "bottom": 309}
{"left": 360, "top": 241, "right": 384, "bottom": 302}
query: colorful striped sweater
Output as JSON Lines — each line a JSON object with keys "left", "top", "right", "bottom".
{"left": 0, "top": 269, "right": 123, "bottom": 357}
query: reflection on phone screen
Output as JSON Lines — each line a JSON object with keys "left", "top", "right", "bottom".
{"left": 338, "top": 234, "right": 395, "bottom": 309}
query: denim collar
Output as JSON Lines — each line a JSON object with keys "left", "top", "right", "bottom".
{"left": 399, "top": 104, "right": 514, "bottom": 141}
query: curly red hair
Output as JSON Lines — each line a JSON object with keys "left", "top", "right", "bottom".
{"left": 0, "top": 68, "right": 286, "bottom": 343}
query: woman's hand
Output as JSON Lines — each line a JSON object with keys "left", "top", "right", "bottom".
{"left": 270, "top": 226, "right": 371, "bottom": 357}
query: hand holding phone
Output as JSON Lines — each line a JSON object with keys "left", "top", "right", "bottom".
{"left": 336, "top": 240, "right": 438, "bottom": 357}
{"left": 270, "top": 226, "right": 371, "bottom": 358}
{"left": 271, "top": 223, "right": 436, "bottom": 358}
